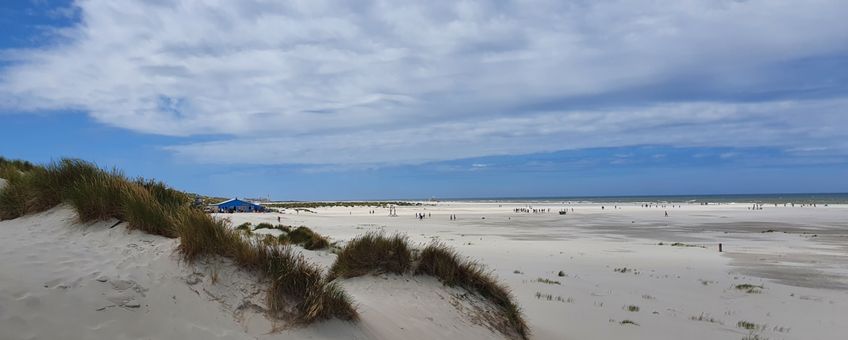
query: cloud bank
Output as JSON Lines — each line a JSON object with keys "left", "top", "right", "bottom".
{"left": 2, "top": 0, "right": 847, "bottom": 165}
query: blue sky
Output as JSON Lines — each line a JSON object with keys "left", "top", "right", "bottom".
{"left": 1, "top": 0, "right": 847, "bottom": 200}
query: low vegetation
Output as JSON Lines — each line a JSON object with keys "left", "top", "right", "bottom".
{"left": 328, "top": 232, "right": 411, "bottom": 280}
{"left": 323, "top": 233, "right": 529, "bottom": 339}
{"left": 534, "top": 292, "right": 572, "bottom": 303}
{"left": 625, "top": 305, "right": 640, "bottom": 312}
{"left": 285, "top": 226, "right": 330, "bottom": 250}
{"left": 254, "top": 222, "right": 275, "bottom": 230}
{"left": 690, "top": 313, "right": 723, "bottom": 324}
{"left": 735, "top": 284, "right": 764, "bottom": 293}
{"left": 0, "top": 157, "right": 356, "bottom": 324}
{"left": 737, "top": 320, "right": 764, "bottom": 331}
{"left": 2, "top": 156, "right": 527, "bottom": 334}
{"left": 535, "top": 278, "right": 561, "bottom": 285}
{"left": 416, "top": 243, "right": 529, "bottom": 339}
{"left": 658, "top": 242, "right": 706, "bottom": 248}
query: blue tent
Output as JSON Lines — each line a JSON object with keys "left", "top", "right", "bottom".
{"left": 213, "top": 198, "right": 265, "bottom": 213}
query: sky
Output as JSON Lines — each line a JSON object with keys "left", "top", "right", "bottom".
{"left": 1, "top": 0, "right": 847, "bottom": 200}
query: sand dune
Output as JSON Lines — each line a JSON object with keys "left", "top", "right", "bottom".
{"left": 0, "top": 205, "right": 508, "bottom": 340}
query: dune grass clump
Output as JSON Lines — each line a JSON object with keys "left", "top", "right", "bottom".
{"left": 1, "top": 156, "right": 360, "bottom": 324}
{"left": 175, "top": 208, "right": 235, "bottom": 262}
{"left": 328, "top": 232, "right": 411, "bottom": 280}
{"left": 265, "top": 246, "right": 357, "bottom": 322}
{"left": 287, "top": 226, "right": 330, "bottom": 250}
{"left": 0, "top": 169, "right": 30, "bottom": 220}
{"left": 64, "top": 170, "right": 131, "bottom": 222}
{"left": 134, "top": 178, "right": 190, "bottom": 209}
{"left": 254, "top": 222, "right": 275, "bottom": 230}
{"left": 415, "top": 243, "right": 529, "bottom": 339}
{"left": 737, "top": 320, "right": 764, "bottom": 331}
{"left": 121, "top": 184, "right": 178, "bottom": 238}
{"left": 0, "top": 159, "right": 103, "bottom": 220}
{"left": 174, "top": 208, "right": 357, "bottom": 322}
{"left": 535, "top": 277, "right": 561, "bottom": 285}
{"left": 31, "top": 159, "right": 103, "bottom": 212}
{"left": 735, "top": 283, "right": 764, "bottom": 293}
{"left": 0, "top": 157, "right": 37, "bottom": 172}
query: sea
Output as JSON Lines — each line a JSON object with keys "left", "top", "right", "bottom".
{"left": 439, "top": 193, "right": 848, "bottom": 205}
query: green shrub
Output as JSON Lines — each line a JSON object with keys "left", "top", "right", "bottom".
{"left": 328, "top": 232, "right": 411, "bottom": 280}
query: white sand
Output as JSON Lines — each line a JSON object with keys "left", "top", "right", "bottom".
{"left": 2, "top": 200, "right": 846, "bottom": 339}
{"left": 0, "top": 205, "right": 503, "bottom": 340}
{"left": 224, "top": 202, "right": 848, "bottom": 340}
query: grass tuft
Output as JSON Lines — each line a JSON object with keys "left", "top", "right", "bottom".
{"left": 735, "top": 284, "right": 764, "bottom": 293}
{"left": 254, "top": 222, "right": 275, "bottom": 230}
{"left": 121, "top": 184, "right": 178, "bottom": 237}
{"left": 64, "top": 170, "right": 129, "bottom": 222}
{"left": 287, "top": 226, "right": 330, "bottom": 250}
{"left": 415, "top": 242, "right": 529, "bottom": 339}
{"left": 265, "top": 246, "right": 358, "bottom": 322}
{"left": 0, "top": 156, "right": 359, "bottom": 325}
{"left": 328, "top": 232, "right": 411, "bottom": 280}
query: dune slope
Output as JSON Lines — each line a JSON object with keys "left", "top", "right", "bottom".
{"left": 0, "top": 205, "right": 509, "bottom": 340}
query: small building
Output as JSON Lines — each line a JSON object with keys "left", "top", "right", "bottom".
{"left": 213, "top": 198, "right": 266, "bottom": 213}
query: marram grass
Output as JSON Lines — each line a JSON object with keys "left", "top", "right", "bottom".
{"left": 328, "top": 232, "right": 411, "bottom": 280}
{"left": 0, "top": 157, "right": 358, "bottom": 323}
{"left": 415, "top": 243, "right": 529, "bottom": 339}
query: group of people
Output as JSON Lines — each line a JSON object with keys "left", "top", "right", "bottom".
{"left": 449, "top": 214, "right": 457, "bottom": 220}
{"left": 641, "top": 203, "right": 681, "bottom": 208}
{"left": 415, "top": 212, "right": 430, "bottom": 220}
{"left": 513, "top": 207, "right": 550, "bottom": 213}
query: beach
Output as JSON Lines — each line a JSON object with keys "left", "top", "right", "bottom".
{"left": 224, "top": 201, "right": 848, "bottom": 339}
{"left": 2, "top": 198, "right": 846, "bottom": 339}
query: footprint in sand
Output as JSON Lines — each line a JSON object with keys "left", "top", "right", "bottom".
{"left": 98, "top": 278, "right": 147, "bottom": 310}
{"left": 110, "top": 279, "right": 135, "bottom": 291}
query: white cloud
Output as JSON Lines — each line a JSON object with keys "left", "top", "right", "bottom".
{"left": 166, "top": 100, "right": 848, "bottom": 165}
{"left": 1, "top": 0, "right": 847, "bottom": 165}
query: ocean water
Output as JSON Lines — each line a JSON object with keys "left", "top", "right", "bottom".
{"left": 443, "top": 193, "right": 848, "bottom": 205}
